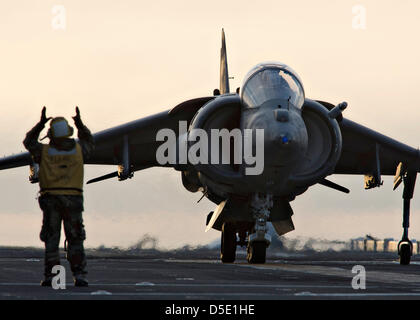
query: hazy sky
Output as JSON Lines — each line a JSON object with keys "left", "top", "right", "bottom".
{"left": 0, "top": 0, "right": 419, "bottom": 249}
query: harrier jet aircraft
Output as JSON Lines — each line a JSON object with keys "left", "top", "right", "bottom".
{"left": 0, "top": 30, "right": 419, "bottom": 264}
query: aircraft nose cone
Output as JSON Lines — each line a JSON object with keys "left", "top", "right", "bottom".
{"left": 265, "top": 113, "right": 308, "bottom": 167}
{"left": 271, "top": 110, "right": 295, "bottom": 146}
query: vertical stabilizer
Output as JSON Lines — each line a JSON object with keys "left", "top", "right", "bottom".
{"left": 220, "top": 29, "right": 230, "bottom": 94}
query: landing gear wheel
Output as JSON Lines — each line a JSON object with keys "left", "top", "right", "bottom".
{"left": 220, "top": 222, "right": 237, "bottom": 263}
{"left": 399, "top": 242, "right": 412, "bottom": 265}
{"left": 247, "top": 241, "right": 267, "bottom": 264}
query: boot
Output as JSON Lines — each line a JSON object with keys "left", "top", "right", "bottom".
{"left": 40, "top": 276, "right": 53, "bottom": 287}
{"left": 74, "top": 274, "right": 88, "bottom": 287}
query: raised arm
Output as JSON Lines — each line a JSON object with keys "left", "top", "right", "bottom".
{"left": 23, "top": 106, "right": 51, "bottom": 163}
{"left": 72, "top": 106, "right": 94, "bottom": 160}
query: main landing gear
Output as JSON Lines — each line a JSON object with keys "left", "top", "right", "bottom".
{"left": 220, "top": 193, "right": 273, "bottom": 264}
{"left": 220, "top": 222, "right": 236, "bottom": 263}
{"left": 246, "top": 193, "right": 272, "bottom": 264}
{"left": 219, "top": 220, "right": 270, "bottom": 264}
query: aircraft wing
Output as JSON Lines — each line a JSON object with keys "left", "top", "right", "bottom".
{"left": 0, "top": 97, "right": 214, "bottom": 172}
{"left": 334, "top": 117, "right": 420, "bottom": 176}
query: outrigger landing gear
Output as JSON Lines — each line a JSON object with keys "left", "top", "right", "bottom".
{"left": 397, "top": 169, "right": 417, "bottom": 265}
{"left": 247, "top": 194, "right": 272, "bottom": 264}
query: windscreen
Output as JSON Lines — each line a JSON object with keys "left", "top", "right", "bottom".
{"left": 241, "top": 63, "right": 305, "bottom": 109}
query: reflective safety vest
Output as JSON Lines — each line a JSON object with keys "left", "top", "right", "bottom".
{"left": 39, "top": 143, "right": 84, "bottom": 195}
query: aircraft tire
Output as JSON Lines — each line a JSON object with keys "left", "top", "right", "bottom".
{"left": 220, "top": 222, "right": 236, "bottom": 263}
{"left": 399, "top": 243, "right": 412, "bottom": 265}
{"left": 247, "top": 241, "right": 266, "bottom": 264}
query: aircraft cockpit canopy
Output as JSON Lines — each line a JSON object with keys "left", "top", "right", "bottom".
{"left": 240, "top": 62, "right": 305, "bottom": 109}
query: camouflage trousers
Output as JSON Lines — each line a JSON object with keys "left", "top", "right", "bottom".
{"left": 38, "top": 194, "right": 87, "bottom": 278}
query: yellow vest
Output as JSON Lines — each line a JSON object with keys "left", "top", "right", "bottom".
{"left": 39, "top": 143, "right": 84, "bottom": 195}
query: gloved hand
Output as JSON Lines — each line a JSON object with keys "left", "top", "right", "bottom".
{"left": 72, "top": 106, "right": 83, "bottom": 127}
{"left": 40, "top": 106, "right": 52, "bottom": 125}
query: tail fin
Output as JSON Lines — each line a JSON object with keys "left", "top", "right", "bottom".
{"left": 219, "top": 28, "right": 230, "bottom": 94}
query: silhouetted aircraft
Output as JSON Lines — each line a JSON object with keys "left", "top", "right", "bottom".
{"left": 1, "top": 30, "right": 418, "bottom": 264}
